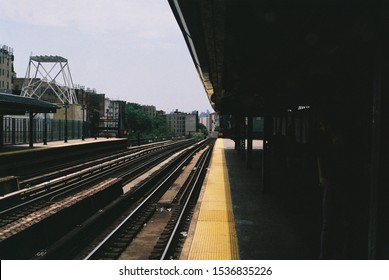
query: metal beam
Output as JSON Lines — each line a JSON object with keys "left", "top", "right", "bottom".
{"left": 21, "top": 55, "right": 78, "bottom": 104}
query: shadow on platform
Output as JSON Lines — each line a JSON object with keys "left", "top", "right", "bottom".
{"left": 223, "top": 139, "right": 321, "bottom": 260}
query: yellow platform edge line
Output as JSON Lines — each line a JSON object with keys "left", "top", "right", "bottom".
{"left": 188, "top": 139, "right": 240, "bottom": 260}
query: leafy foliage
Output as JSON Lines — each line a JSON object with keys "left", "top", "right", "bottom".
{"left": 125, "top": 103, "right": 173, "bottom": 140}
{"left": 198, "top": 123, "right": 209, "bottom": 136}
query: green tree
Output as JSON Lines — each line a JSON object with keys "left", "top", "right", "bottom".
{"left": 152, "top": 115, "right": 173, "bottom": 138}
{"left": 125, "top": 103, "right": 151, "bottom": 138}
{"left": 198, "top": 123, "right": 209, "bottom": 136}
{"left": 125, "top": 103, "right": 173, "bottom": 140}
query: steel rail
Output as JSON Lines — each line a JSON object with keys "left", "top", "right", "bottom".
{"left": 84, "top": 140, "right": 208, "bottom": 259}
{"left": 160, "top": 142, "right": 214, "bottom": 259}
{"left": 20, "top": 140, "right": 178, "bottom": 187}
{"left": 0, "top": 140, "right": 195, "bottom": 222}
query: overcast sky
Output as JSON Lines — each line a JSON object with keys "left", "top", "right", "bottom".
{"left": 0, "top": 0, "right": 214, "bottom": 114}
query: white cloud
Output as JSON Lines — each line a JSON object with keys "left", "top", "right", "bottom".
{"left": 0, "top": 0, "right": 177, "bottom": 42}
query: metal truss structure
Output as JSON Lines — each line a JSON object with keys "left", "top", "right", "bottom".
{"left": 21, "top": 55, "right": 78, "bottom": 104}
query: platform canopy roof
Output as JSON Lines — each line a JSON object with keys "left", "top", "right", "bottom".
{"left": 169, "top": 0, "right": 381, "bottom": 116}
{"left": 0, "top": 92, "right": 59, "bottom": 115}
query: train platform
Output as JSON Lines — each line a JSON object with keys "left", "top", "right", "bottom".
{"left": 181, "top": 138, "right": 321, "bottom": 260}
{"left": 0, "top": 138, "right": 129, "bottom": 178}
{"left": 0, "top": 137, "right": 125, "bottom": 155}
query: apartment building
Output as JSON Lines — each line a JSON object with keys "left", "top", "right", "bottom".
{"left": 166, "top": 110, "right": 198, "bottom": 137}
{"left": 142, "top": 105, "right": 156, "bottom": 118}
{"left": 0, "top": 45, "right": 15, "bottom": 93}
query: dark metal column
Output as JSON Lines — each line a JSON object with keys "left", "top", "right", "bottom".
{"left": 234, "top": 114, "right": 241, "bottom": 151}
{"left": 29, "top": 111, "right": 34, "bottom": 148}
{"left": 43, "top": 113, "right": 47, "bottom": 145}
{"left": 247, "top": 115, "right": 253, "bottom": 169}
{"left": 261, "top": 115, "right": 273, "bottom": 193}
{"left": 0, "top": 115, "right": 3, "bottom": 148}
{"left": 368, "top": 23, "right": 389, "bottom": 259}
{"left": 81, "top": 105, "right": 85, "bottom": 140}
{"left": 240, "top": 116, "right": 246, "bottom": 160}
{"left": 11, "top": 118, "right": 16, "bottom": 145}
{"left": 64, "top": 103, "right": 69, "bottom": 143}
{"left": 106, "top": 109, "right": 109, "bottom": 139}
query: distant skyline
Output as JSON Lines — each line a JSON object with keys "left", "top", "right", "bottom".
{"left": 0, "top": 0, "right": 214, "bottom": 114}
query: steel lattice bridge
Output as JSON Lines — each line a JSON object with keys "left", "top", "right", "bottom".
{"left": 21, "top": 55, "right": 78, "bottom": 104}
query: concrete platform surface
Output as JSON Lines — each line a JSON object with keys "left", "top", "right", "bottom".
{"left": 184, "top": 138, "right": 321, "bottom": 260}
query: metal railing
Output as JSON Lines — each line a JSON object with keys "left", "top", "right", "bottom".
{"left": 2, "top": 116, "right": 90, "bottom": 145}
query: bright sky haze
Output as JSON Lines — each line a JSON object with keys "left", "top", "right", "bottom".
{"left": 0, "top": 0, "right": 214, "bottom": 114}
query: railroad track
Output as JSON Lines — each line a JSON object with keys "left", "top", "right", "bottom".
{"left": 19, "top": 140, "right": 173, "bottom": 187}
{"left": 30, "top": 139, "right": 214, "bottom": 260}
{"left": 153, "top": 143, "right": 213, "bottom": 260}
{"left": 0, "top": 139, "right": 199, "bottom": 259}
{"left": 83, "top": 140, "right": 214, "bottom": 260}
{"left": 0, "top": 139, "right": 192, "bottom": 216}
